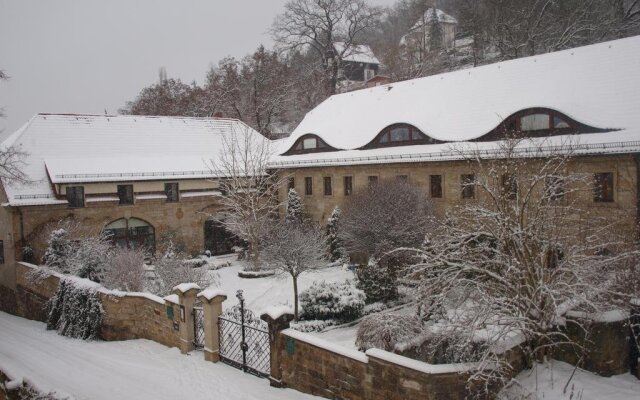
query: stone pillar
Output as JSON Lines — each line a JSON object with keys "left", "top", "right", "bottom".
{"left": 197, "top": 292, "right": 227, "bottom": 362}
{"left": 174, "top": 284, "right": 201, "bottom": 354}
{"left": 260, "top": 311, "right": 294, "bottom": 388}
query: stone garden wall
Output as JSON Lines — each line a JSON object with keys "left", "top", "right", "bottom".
{"left": 7, "top": 262, "right": 181, "bottom": 349}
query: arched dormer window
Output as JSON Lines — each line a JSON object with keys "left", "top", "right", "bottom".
{"left": 477, "top": 108, "right": 607, "bottom": 142}
{"left": 283, "top": 134, "right": 337, "bottom": 155}
{"left": 361, "top": 124, "right": 442, "bottom": 149}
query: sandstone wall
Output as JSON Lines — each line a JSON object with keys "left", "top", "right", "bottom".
{"left": 9, "top": 262, "right": 181, "bottom": 349}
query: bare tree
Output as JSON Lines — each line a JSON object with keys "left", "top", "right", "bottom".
{"left": 262, "top": 221, "right": 328, "bottom": 320}
{"left": 102, "top": 247, "right": 146, "bottom": 292}
{"left": 340, "top": 179, "right": 435, "bottom": 257}
{"left": 271, "top": 0, "right": 382, "bottom": 95}
{"left": 0, "top": 69, "right": 31, "bottom": 186}
{"left": 403, "top": 138, "right": 638, "bottom": 394}
{"left": 208, "top": 124, "right": 286, "bottom": 270}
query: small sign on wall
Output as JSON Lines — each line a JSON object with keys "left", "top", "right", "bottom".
{"left": 166, "top": 305, "right": 174, "bottom": 320}
{"left": 286, "top": 337, "right": 295, "bottom": 356}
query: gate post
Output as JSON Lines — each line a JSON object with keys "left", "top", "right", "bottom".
{"left": 197, "top": 290, "right": 227, "bottom": 362}
{"left": 173, "top": 283, "right": 201, "bottom": 354}
{"left": 261, "top": 310, "right": 294, "bottom": 388}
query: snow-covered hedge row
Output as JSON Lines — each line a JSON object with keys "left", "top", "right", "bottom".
{"left": 300, "top": 281, "right": 365, "bottom": 322}
{"left": 46, "top": 278, "right": 104, "bottom": 340}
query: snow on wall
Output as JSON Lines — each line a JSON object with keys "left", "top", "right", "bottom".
{"left": 197, "top": 287, "right": 226, "bottom": 301}
{"left": 282, "top": 328, "right": 369, "bottom": 363}
{"left": 365, "top": 348, "right": 479, "bottom": 374}
{"left": 261, "top": 305, "right": 293, "bottom": 320}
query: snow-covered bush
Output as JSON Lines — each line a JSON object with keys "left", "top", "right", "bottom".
{"left": 300, "top": 281, "right": 365, "bottom": 322}
{"left": 42, "top": 228, "right": 71, "bottom": 269}
{"left": 355, "top": 313, "right": 423, "bottom": 351}
{"left": 150, "top": 249, "right": 217, "bottom": 296}
{"left": 356, "top": 257, "right": 398, "bottom": 304}
{"left": 290, "top": 319, "right": 338, "bottom": 332}
{"left": 326, "top": 206, "right": 347, "bottom": 262}
{"left": 182, "top": 258, "right": 208, "bottom": 269}
{"left": 47, "top": 279, "right": 103, "bottom": 340}
{"left": 102, "top": 247, "right": 146, "bottom": 292}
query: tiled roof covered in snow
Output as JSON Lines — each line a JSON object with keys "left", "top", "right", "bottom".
{"left": 271, "top": 36, "right": 640, "bottom": 167}
{"left": 0, "top": 114, "right": 265, "bottom": 206}
{"left": 334, "top": 42, "right": 380, "bottom": 65}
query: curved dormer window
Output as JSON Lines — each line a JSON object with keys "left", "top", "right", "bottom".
{"left": 476, "top": 108, "right": 607, "bottom": 142}
{"left": 283, "top": 134, "right": 337, "bottom": 155}
{"left": 361, "top": 124, "right": 441, "bottom": 149}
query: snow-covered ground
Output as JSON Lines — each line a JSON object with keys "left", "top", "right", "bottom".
{"left": 207, "top": 255, "right": 355, "bottom": 313}
{"left": 0, "top": 311, "right": 319, "bottom": 400}
{"left": 499, "top": 360, "right": 640, "bottom": 400}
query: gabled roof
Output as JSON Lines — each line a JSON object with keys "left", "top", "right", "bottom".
{"left": 277, "top": 36, "right": 640, "bottom": 157}
{"left": 0, "top": 114, "right": 266, "bottom": 206}
{"left": 334, "top": 42, "right": 380, "bottom": 65}
{"left": 410, "top": 8, "right": 458, "bottom": 29}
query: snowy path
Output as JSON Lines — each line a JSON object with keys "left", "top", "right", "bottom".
{"left": 0, "top": 311, "right": 318, "bottom": 400}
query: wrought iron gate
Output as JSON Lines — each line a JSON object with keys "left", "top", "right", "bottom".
{"left": 193, "top": 303, "right": 204, "bottom": 349}
{"left": 218, "top": 290, "right": 270, "bottom": 377}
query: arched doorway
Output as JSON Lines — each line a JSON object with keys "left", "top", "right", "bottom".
{"left": 204, "top": 219, "right": 237, "bottom": 255}
{"left": 104, "top": 218, "right": 156, "bottom": 253}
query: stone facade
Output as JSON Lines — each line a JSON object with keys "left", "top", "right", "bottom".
{"left": 279, "top": 154, "right": 639, "bottom": 237}
{"left": 0, "top": 179, "right": 223, "bottom": 290}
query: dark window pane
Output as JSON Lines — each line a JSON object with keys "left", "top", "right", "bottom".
{"left": 288, "top": 177, "right": 295, "bottom": 190}
{"left": 594, "top": 172, "right": 614, "bottom": 202}
{"left": 344, "top": 176, "right": 353, "bottom": 196}
{"left": 165, "top": 183, "right": 179, "bottom": 202}
{"left": 553, "top": 116, "right": 570, "bottom": 129}
{"left": 0, "top": 240, "right": 4, "bottom": 264}
{"left": 379, "top": 133, "right": 389, "bottom": 143}
{"left": 66, "top": 186, "right": 85, "bottom": 208}
{"left": 430, "top": 175, "right": 442, "bottom": 198}
{"left": 324, "top": 177, "right": 332, "bottom": 196}
{"left": 305, "top": 177, "right": 313, "bottom": 195}
{"left": 411, "top": 129, "right": 422, "bottom": 140}
{"left": 390, "top": 127, "right": 410, "bottom": 142}
{"left": 461, "top": 174, "right": 475, "bottom": 199}
{"left": 118, "top": 185, "right": 134, "bottom": 205}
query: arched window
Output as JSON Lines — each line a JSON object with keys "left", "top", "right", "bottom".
{"left": 284, "top": 134, "right": 337, "bottom": 155}
{"left": 104, "top": 218, "right": 155, "bottom": 253}
{"left": 361, "top": 124, "right": 441, "bottom": 149}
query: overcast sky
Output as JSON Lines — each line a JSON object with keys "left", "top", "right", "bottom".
{"left": 0, "top": 0, "right": 395, "bottom": 136}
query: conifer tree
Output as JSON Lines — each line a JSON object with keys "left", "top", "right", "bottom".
{"left": 327, "top": 206, "right": 347, "bottom": 262}
{"left": 285, "top": 188, "right": 305, "bottom": 225}
{"left": 42, "top": 229, "right": 71, "bottom": 269}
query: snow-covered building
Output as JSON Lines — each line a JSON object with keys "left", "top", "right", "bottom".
{"left": 271, "top": 36, "right": 640, "bottom": 229}
{"left": 333, "top": 42, "right": 381, "bottom": 93}
{"left": 0, "top": 115, "right": 266, "bottom": 288}
{"left": 400, "top": 7, "right": 458, "bottom": 54}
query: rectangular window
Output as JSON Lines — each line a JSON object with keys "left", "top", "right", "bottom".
{"left": 520, "top": 114, "right": 550, "bottom": 131}
{"left": 344, "top": 176, "right": 353, "bottom": 196}
{"left": 305, "top": 177, "right": 313, "bottom": 195}
{"left": 367, "top": 175, "right": 378, "bottom": 188}
{"left": 461, "top": 174, "right": 475, "bottom": 199}
{"left": 165, "top": 182, "right": 179, "bottom": 202}
{"left": 544, "top": 176, "right": 564, "bottom": 201}
{"left": 594, "top": 172, "right": 614, "bottom": 202}
{"left": 288, "top": 177, "right": 295, "bottom": 190}
{"left": 324, "top": 177, "right": 332, "bottom": 196}
{"left": 0, "top": 240, "right": 4, "bottom": 264}
{"left": 430, "top": 175, "right": 442, "bottom": 198}
{"left": 66, "top": 186, "right": 85, "bottom": 208}
{"left": 501, "top": 174, "right": 517, "bottom": 200}
{"left": 117, "top": 184, "right": 134, "bottom": 205}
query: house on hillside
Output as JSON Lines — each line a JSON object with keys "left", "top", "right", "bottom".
{"left": 400, "top": 7, "right": 458, "bottom": 62}
{"left": 270, "top": 36, "right": 640, "bottom": 238}
{"left": 333, "top": 42, "right": 381, "bottom": 93}
{"left": 0, "top": 115, "right": 266, "bottom": 291}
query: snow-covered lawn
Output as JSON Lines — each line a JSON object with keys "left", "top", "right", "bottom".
{"left": 0, "top": 311, "right": 319, "bottom": 400}
{"left": 499, "top": 360, "right": 640, "bottom": 400}
{"left": 208, "top": 255, "right": 355, "bottom": 313}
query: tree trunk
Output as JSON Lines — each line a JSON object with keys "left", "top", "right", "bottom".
{"left": 293, "top": 275, "right": 299, "bottom": 321}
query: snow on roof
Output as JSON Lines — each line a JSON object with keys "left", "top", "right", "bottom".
{"left": 0, "top": 114, "right": 267, "bottom": 206}
{"left": 413, "top": 8, "right": 458, "bottom": 27}
{"left": 280, "top": 36, "right": 640, "bottom": 157}
{"left": 334, "top": 42, "right": 380, "bottom": 65}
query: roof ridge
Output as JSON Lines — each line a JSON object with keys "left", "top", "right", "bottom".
{"left": 36, "top": 113, "right": 243, "bottom": 123}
